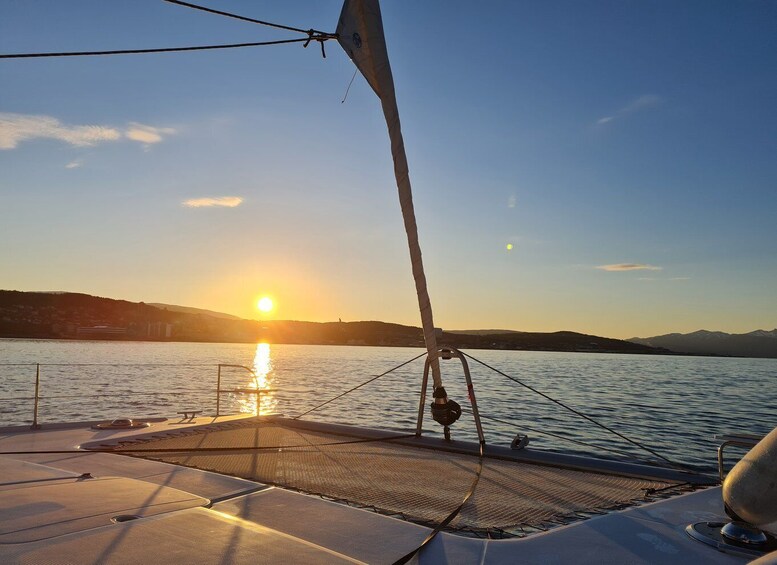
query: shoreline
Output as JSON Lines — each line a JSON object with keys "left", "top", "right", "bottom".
{"left": 0, "top": 335, "right": 742, "bottom": 359}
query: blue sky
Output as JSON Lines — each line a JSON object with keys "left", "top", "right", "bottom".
{"left": 1, "top": 0, "right": 775, "bottom": 338}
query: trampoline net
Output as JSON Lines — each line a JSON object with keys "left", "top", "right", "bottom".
{"left": 108, "top": 419, "right": 685, "bottom": 537}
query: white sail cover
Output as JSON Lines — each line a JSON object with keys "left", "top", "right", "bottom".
{"left": 336, "top": 0, "right": 443, "bottom": 389}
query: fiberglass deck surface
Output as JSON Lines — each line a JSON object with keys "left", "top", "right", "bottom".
{"left": 109, "top": 419, "right": 681, "bottom": 536}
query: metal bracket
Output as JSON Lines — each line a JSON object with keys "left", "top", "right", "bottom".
{"left": 415, "top": 347, "right": 485, "bottom": 445}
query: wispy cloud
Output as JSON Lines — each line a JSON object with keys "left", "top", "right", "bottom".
{"left": 183, "top": 196, "right": 244, "bottom": 208}
{"left": 125, "top": 122, "right": 175, "bottom": 146}
{"left": 65, "top": 159, "right": 83, "bottom": 169}
{"left": 597, "top": 263, "right": 663, "bottom": 272}
{"left": 0, "top": 112, "right": 120, "bottom": 149}
{"left": 597, "top": 94, "right": 662, "bottom": 125}
{"left": 0, "top": 112, "right": 176, "bottom": 150}
{"left": 507, "top": 195, "right": 517, "bottom": 208}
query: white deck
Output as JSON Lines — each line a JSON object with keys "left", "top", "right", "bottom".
{"left": 0, "top": 417, "right": 768, "bottom": 564}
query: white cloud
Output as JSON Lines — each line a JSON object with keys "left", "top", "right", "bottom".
{"left": 507, "top": 195, "right": 517, "bottom": 208}
{"left": 65, "top": 159, "right": 83, "bottom": 169}
{"left": 597, "top": 263, "right": 663, "bottom": 272}
{"left": 0, "top": 113, "right": 177, "bottom": 151}
{"left": 597, "top": 94, "right": 662, "bottom": 126}
{"left": 125, "top": 122, "right": 176, "bottom": 146}
{"left": 0, "top": 112, "right": 120, "bottom": 149}
{"left": 183, "top": 196, "right": 244, "bottom": 208}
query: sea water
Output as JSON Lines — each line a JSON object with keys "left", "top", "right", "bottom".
{"left": 0, "top": 338, "right": 774, "bottom": 472}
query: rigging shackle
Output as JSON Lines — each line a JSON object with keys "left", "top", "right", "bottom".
{"left": 430, "top": 386, "right": 461, "bottom": 427}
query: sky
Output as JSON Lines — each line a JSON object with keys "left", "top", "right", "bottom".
{"left": 1, "top": 0, "right": 775, "bottom": 339}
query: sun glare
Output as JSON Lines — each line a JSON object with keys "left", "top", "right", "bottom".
{"left": 257, "top": 296, "right": 274, "bottom": 312}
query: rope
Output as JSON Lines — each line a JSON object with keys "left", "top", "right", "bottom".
{"left": 341, "top": 67, "right": 358, "bottom": 103}
{"left": 0, "top": 38, "right": 310, "bottom": 59}
{"left": 461, "top": 352, "right": 693, "bottom": 472}
{"left": 293, "top": 351, "right": 427, "bottom": 419}
{"left": 393, "top": 441, "right": 485, "bottom": 565}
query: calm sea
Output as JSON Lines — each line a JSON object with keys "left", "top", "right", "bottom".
{"left": 1, "top": 338, "right": 775, "bottom": 473}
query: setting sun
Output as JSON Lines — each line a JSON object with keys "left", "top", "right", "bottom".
{"left": 257, "top": 297, "right": 274, "bottom": 313}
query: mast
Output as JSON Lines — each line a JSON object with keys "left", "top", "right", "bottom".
{"left": 336, "top": 0, "right": 443, "bottom": 390}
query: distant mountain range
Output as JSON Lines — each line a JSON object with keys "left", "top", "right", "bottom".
{"left": 0, "top": 290, "right": 666, "bottom": 355}
{"left": 628, "top": 330, "right": 777, "bottom": 359}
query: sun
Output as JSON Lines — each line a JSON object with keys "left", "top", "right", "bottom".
{"left": 257, "top": 297, "right": 274, "bottom": 313}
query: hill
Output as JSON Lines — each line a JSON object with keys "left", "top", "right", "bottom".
{"left": 147, "top": 303, "right": 242, "bottom": 320}
{"left": 0, "top": 290, "right": 669, "bottom": 355}
{"left": 446, "top": 329, "right": 524, "bottom": 336}
{"left": 628, "top": 329, "right": 777, "bottom": 359}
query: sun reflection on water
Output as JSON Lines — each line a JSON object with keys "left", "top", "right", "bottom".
{"left": 237, "top": 342, "right": 277, "bottom": 415}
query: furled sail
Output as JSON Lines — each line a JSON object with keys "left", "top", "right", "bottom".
{"left": 336, "top": 0, "right": 443, "bottom": 389}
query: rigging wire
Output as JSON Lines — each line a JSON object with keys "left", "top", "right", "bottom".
{"left": 162, "top": 0, "right": 335, "bottom": 38}
{"left": 0, "top": 38, "right": 310, "bottom": 59}
{"left": 461, "top": 407, "right": 649, "bottom": 462}
{"left": 461, "top": 351, "right": 693, "bottom": 471}
{"left": 293, "top": 351, "right": 428, "bottom": 419}
{"left": 0, "top": 1, "right": 337, "bottom": 60}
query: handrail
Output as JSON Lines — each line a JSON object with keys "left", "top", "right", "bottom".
{"left": 715, "top": 433, "right": 763, "bottom": 482}
{"left": 215, "top": 363, "right": 275, "bottom": 417}
{"left": 1, "top": 362, "right": 280, "bottom": 427}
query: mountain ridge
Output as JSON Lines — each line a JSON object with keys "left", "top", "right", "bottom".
{"left": 0, "top": 290, "right": 668, "bottom": 355}
{"left": 629, "top": 329, "right": 777, "bottom": 359}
